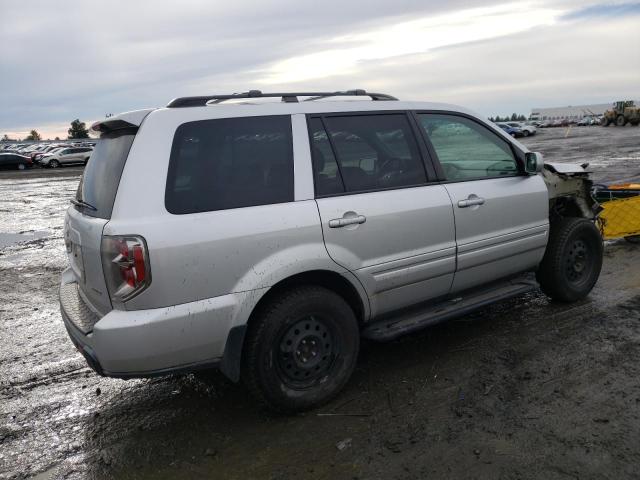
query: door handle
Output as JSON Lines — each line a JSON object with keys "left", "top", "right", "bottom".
{"left": 457, "top": 195, "right": 485, "bottom": 208}
{"left": 329, "top": 214, "right": 367, "bottom": 228}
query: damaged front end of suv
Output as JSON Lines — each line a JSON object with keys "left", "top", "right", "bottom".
{"left": 542, "top": 162, "right": 602, "bottom": 221}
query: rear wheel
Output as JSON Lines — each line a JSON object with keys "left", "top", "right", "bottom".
{"left": 537, "top": 218, "right": 603, "bottom": 302}
{"left": 49, "top": 160, "right": 60, "bottom": 168}
{"left": 242, "top": 286, "right": 359, "bottom": 413}
{"left": 17, "top": 163, "right": 25, "bottom": 170}
{"left": 522, "top": 130, "right": 530, "bottom": 137}
{"left": 616, "top": 115, "right": 627, "bottom": 127}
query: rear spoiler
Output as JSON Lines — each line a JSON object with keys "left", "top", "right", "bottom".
{"left": 91, "top": 109, "right": 154, "bottom": 134}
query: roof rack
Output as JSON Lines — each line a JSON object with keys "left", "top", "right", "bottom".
{"left": 166, "top": 89, "right": 398, "bottom": 108}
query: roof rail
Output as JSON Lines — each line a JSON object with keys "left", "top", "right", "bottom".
{"left": 166, "top": 90, "right": 398, "bottom": 108}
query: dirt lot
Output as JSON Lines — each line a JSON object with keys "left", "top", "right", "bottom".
{"left": 1, "top": 126, "right": 639, "bottom": 480}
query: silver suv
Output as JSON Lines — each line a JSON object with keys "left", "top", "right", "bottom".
{"left": 41, "top": 146, "right": 93, "bottom": 167}
{"left": 60, "top": 90, "right": 603, "bottom": 412}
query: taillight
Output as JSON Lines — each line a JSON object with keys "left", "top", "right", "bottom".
{"left": 101, "top": 235, "right": 151, "bottom": 302}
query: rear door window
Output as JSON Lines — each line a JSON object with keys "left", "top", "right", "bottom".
{"left": 165, "top": 115, "right": 294, "bottom": 214}
{"left": 76, "top": 128, "right": 136, "bottom": 219}
{"left": 310, "top": 114, "right": 427, "bottom": 195}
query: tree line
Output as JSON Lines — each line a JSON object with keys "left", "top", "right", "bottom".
{"left": 488, "top": 113, "right": 528, "bottom": 122}
{"left": 1, "top": 119, "right": 90, "bottom": 142}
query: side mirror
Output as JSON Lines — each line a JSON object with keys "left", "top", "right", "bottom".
{"left": 525, "top": 151, "right": 544, "bottom": 174}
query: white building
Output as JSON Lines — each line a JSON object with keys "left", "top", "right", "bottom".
{"left": 529, "top": 102, "right": 637, "bottom": 121}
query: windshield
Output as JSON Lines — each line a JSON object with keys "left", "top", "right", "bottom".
{"left": 76, "top": 128, "right": 136, "bottom": 219}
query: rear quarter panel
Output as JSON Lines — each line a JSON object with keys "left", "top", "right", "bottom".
{"left": 107, "top": 109, "right": 366, "bottom": 317}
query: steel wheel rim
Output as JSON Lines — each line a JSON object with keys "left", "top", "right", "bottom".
{"left": 276, "top": 315, "right": 337, "bottom": 389}
{"left": 565, "top": 239, "right": 590, "bottom": 285}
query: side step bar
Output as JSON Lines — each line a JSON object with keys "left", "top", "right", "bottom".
{"left": 362, "top": 279, "right": 538, "bottom": 342}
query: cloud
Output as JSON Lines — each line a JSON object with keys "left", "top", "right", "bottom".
{"left": 0, "top": 0, "right": 639, "bottom": 138}
{"left": 258, "top": 3, "right": 560, "bottom": 84}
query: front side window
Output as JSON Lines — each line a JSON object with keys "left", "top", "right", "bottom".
{"left": 310, "top": 114, "right": 427, "bottom": 195}
{"left": 166, "top": 115, "right": 294, "bottom": 214}
{"left": 417, "top": 114, "right": 519, "bottom": 181}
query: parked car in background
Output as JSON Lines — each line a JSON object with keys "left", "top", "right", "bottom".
{"left": 577, "top": 117, "right": 594, "bottom": 126}
{"left": 550, "top": 119, "right": 569, "bottom": 127}
{"left": 18, "top": 144, "right": 43, "bottom": 155}
{"left": 33, "top": 144, "right": 69, "bottom": 162}
{"left": 497, "top": 123, "right": 523, "bottom": 137}
{"left": 40, "top": 147, "right": 93, "bottom": 168}
{"left": 0, "top": 153, "right": 32, "bottom": 170}
{"left": 505, "top": 122, "right": 536, "bottom": 137}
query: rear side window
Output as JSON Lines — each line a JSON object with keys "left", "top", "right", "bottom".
{"left": 77, "top": 128, "right": 136, "bottom": 219}
{"left": 310, "top": 114, "right": 427, "bottom": 196}
{"left": 165, "top": 116, "right": 294, "bottom": 214}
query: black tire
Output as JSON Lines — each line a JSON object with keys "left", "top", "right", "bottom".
{"left": 242, "top": 286, "right": 360, "bottom": 413}
{"left": 522, "top": 130, "right": 530, "bottom": 137}
{"left": 616, "top": 115, "right": 626, "bottom": 127}
{"left": 49, "top": 160, "right": 60, "bottom": 168}
{"left": 17, "top": 163, "right": 25, "bottom": 170}
{"left": 601, "top": 117, "right": 610, "bottom": 127}
{"left": 536, "top": 218, "right": 603, "bottom": 302}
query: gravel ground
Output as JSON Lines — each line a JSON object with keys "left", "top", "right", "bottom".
{"left": 1, "top": 126, "right": 639, "bottom": 480}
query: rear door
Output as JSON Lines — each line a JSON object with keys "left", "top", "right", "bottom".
{"left": 310, "top": 112, "right": 456, "bottom": 317}
{"left": 415, "top": 113, "right": 549, "bottom": 293}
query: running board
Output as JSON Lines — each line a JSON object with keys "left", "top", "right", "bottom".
{"left": 362, "top": 279, "right": 538, "bottom": 342}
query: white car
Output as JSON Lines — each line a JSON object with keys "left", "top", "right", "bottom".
{"left": 40, "top": 146, "right": 93, "bottom": 168}
{"left": 505, "top": 122, "right": 536, "bottom": 137}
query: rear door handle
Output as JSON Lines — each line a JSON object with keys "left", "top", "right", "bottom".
{"left": 457, "top": 195, "right": 485, "bottom": 208}
{"left": 329, "top": 214, "right": 367, "bottom": 228}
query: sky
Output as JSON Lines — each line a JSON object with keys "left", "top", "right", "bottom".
{"left": 0, "top": 1, "right": 639, "bottom": 140}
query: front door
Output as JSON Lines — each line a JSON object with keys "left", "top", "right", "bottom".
{"left": 309, "top": 113, "right": 456, "bottom": 317}
{"left": 415, "top": 113, "right": 549, "bottom": 293}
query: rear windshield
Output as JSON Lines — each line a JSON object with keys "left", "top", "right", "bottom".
{"left": 76, "top": 128, "right": 136, "bottom": 219}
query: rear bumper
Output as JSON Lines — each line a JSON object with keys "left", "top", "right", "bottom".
{"left": 59, "top": 270, "right": 253, "bottom": 377}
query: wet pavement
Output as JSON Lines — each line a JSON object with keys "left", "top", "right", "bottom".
{"left": 1, "top": 126, "right": 639, "bottom": 480}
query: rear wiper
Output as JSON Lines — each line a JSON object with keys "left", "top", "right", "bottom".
{"left": 70, "top": 199, "right": 97, "bottom": 211}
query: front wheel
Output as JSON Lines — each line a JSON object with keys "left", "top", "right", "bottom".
{"left": 49, "top": 160, "right": 60, "bottom": 168}
{"left": 242, "top": 286, "right": 360, "bottom": 413}
{"left": 522, "top": 130, "right": 530, "bottom": 137}
{"left": 17, "top": 163, "right": 25, "bottom": 170}
{"left": 536, "top": 218, "right": 603, "bottom": 302}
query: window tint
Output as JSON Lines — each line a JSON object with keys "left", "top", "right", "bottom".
{"left": 77, "top": 128, "right": 136, "bottom": 219}
{"left": 309, "top": 118, "right": 343, "bottom": 196}
{"left": 311, "top": 114, "right": 426, "bottom": 195}
{"left": 418, "top": 114, "right": 518, "bottom": 181}
{"left": 166, "top": 115, "right": 294, "bottom": 214}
